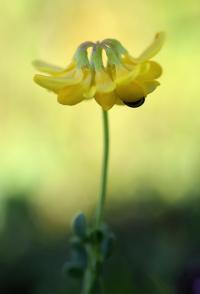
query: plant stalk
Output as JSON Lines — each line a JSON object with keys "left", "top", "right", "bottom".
{"left": 81, "top": 110, "right": 109, "bottom": 294}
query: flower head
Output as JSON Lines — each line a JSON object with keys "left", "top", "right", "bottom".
{"left": 33, "top": 33, "right": 165, "bottom": 110}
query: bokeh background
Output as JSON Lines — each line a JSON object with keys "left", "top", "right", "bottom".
{"left": 1, "top": 0, "right": 200, "bottom": 293}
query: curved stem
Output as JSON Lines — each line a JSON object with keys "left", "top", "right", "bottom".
{"left": 81, "top": 110, "right": 109, "bottom": 294}
{"left": 95, "top": 110, "right": 109, "bottom": 228}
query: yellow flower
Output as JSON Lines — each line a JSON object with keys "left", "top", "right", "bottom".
{"left": 34, "top": 45, "right": 94, "bottom": 105}
{"left": 115, "top": 60, "right": 162, "bottom": 107}
{"left": 33, "top": 33, "right": 165, "bottom": 110}
{"left": 105, "top": 32, "right": 165, "bottom": 107}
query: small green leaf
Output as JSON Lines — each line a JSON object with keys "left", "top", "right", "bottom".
{"left": 72, "top": 212, "right": 87, "bottom": 239}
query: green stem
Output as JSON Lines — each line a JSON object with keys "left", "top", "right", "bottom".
{"left": 81, "top": 255, "right": 95, "bottom": 294}
{"left": 95, "top": 110, "right": 109, "bottom": 228}
{"left": 81, "top": 110, "right": 109, "bottom": 294}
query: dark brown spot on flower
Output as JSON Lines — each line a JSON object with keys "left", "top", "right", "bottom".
{"left": 124, "top": 97, "right": 146, "bottom": 108}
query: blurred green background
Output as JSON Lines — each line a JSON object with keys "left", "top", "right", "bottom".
{"left": 1, "top": 0, "right": 200, "bottom": 293}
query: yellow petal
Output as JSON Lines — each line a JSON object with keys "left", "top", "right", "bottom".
{"left": 116, "top": 81, "right": 145, "bottom": 102}
{"left": 33, "top": 60, "right": 65, "bottom": 74}
{"left": 57, "top": 85, "right": 85, "bottom": 105}
{"left": 106, "top": 64, "right": 116, "bottom": 80}
{"left": 84, "top": 85, "right": 96, "bottom": 99}
{"left": 138, "top": 62, "right": 151, "bottom": 76}
{"left": 95, "top": 91, "right": 117, "bottom": 110}
{"left": 115, "top": 64, "right": 140, "bottom": 86}
{"left": 33, "top": 68, "right": 84, "bottom": 92}
{"left": 136, "top": 32, "right": 166, "bottom": 63}
{"left": 34, "top": 74, "right": 65, "bottom": 92}
{"left": 33, "top": 60, "right": 76, "bottom": 75}
{"left": 122, "top": 54, "right": 138, "bottom": 66}
{"left": 57, "top": 70, "right": 92, "bottom": 105}
{"left": 138, "top": 61, "right": 162, "bottom": 81}
{"left": 140, "top": 80, "right": 160, "bottom": 96}
{"left": 122, "top": 56, "right": 147, "bottom": 74}
{"left": 95, "top": 69, "right": 116, "bottom": 93}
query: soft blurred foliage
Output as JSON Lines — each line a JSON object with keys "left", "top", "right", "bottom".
{"left": 1, "top": 0, "right": 200, "bottom": 293}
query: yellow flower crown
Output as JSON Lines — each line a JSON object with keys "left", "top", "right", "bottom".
{"left": 33, "top": 32, "right": 165, "bottom": 110}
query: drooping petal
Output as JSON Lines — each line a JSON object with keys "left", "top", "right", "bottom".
{"left": 95, "top": 69, "right": 116, "bottom": 93}
{"left": 136, "top": 32, "right": 166, "bottom": 63}
{"left": 138, "top": 62, "right": 151, "bottom": 76}
{"left": 57, "top": 85, "right": 85, "bottom": 105}
{"left": 33, "top": 60, "right": 65, "bottom": 74}
{"left": 106, "top": 64, "right": 116, "bottom": 80}
{"left": 33, "top": 68, "right": 84, "bottom": 92}
{"left": 84, "top": 85, "right": 96, "bottom": 99}
{"left": 139, "top": 61, "right": 162, "bottom": 80}
{"left": 116, "top": 81, "right": 145, "bottom": 102}
{"left": 95, "top": 91, "right": 117, "bottom": 110}
{"left": 34, "top": 74, "right": 66, "bottom": 92}
{"left": 33, "top": 60, "right": 76, "bottom": 75}
{"left": 114, "top": 63, "right": 140, "bottom": 86}
{"left": 139, "top": 80, "right": 160, "bottom": 96}
{"left": 122, "top": 54, "right": 138, "bottom": 66}
{"left": 57, "top": 70, "right": 92, "bottom": 105}
{"left": 59, "top": 67, "right": 84, "bottom": 80}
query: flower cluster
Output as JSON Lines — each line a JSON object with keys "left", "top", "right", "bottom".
{"left": 33, "top": 33, "right": 165, "bottom": 110}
